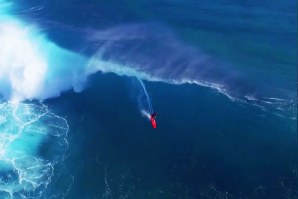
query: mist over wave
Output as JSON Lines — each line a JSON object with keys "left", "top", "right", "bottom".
{"left": 86, "top": 23, "right": 296, "bottom": 118}
{"left": 86, "top": 24, "right": 254, "bottom": 100}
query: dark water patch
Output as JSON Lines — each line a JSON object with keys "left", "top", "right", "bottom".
{"left": 45, "top": 73, "right": 297, "bottom": 198}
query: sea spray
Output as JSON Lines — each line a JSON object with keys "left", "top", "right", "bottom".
{"left": 130, "top": 77, "right": 154, "bottom": 118}
{"left": 137, "top": 78, "right": 153, "bottom": 114}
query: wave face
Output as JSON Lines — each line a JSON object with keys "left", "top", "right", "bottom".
{"left": 0, "top": 102, "right": 68, "bottom": 198}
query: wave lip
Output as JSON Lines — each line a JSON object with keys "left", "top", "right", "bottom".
{"left": 0, "top": 3, "right": 89, "bottom": 102}
{"left": 0, "top": 19, "right": 47, "bottom": 102}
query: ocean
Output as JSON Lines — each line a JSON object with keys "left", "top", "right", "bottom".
{"left": 0, "top": 0, "right": 297, "bottom": 198}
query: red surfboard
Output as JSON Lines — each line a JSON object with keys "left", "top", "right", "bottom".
{"left": 150, "top": 113, "right": 157, "bottom": 129}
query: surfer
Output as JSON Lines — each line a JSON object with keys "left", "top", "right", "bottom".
{"left": 150, "top": 112, "right": 157, "bottom": 129}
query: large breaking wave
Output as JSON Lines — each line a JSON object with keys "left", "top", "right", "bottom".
{"left": 0, "top": 1, "right": 295, "bottom": 119}
{"left": 0, "top": 1, "right": 296, "bottom": 109}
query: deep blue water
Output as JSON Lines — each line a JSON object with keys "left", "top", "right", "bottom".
{"left": 0, "top": 0, "right": 297, "bottom": 198}
{"left": 43, "top": 73, "right": 297, "bottom": 199}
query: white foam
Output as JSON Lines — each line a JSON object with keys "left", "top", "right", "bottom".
{"left": 0, "top": 12, "right": 89, "bottom": 102}
{"left": 0, "top": 102, "right": 69, "bottom": 198}
{"left": 244, "top": 95, "right": 258, "bottom": 101}
{"left": 141, "top": 109, "right": 151, "bottom": 120}
{"left": 0, "top": 20, "right": 46, "bottom": 101}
